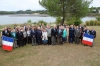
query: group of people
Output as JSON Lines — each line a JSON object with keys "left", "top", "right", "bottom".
{"left": 0, "top": 24, "right": 96, "bottom": 48}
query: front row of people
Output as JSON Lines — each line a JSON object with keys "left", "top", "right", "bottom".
{"left": 1, "top": 24, "right": 96, "bottom": 48}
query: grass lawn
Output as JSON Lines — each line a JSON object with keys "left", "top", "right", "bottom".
{"left": 0, "top": 26, "right": 100, "bottom": 66}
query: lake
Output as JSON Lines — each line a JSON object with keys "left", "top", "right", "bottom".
{"left": 0, "top": 15, "right": 96, "bottom": 25}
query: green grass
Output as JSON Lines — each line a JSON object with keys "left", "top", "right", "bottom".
{"left": 0, "top": 26, "right": 100, "bottom": 66}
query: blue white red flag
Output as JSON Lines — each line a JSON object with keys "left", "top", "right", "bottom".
{"left": 2, "top": 36, "right": 14, "bottom": 51}
{"left": 82, "top": 33, "right": 94, "bottom": 46}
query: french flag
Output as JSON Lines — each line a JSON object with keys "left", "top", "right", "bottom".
{"left": 2, "top": 36, "right": 14, "bottom": 51}
{"left": 82, "top": 33, "right": 94, "bottom": 46}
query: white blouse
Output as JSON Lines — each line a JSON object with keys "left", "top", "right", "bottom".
{"left": 42, "top": 31, "right": 48, "bottom": 40}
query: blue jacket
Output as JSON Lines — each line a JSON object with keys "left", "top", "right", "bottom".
{"left": 36, "top": 30, "right": 42, "bottom": 37}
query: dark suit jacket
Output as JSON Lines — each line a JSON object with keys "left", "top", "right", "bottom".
{"left": 16, "top": 31, "right": 23, "bottom": 40}
{"left": 85, "top": 29, "right": 90, "bottom": 34}
{"left": 78, "top": 26, "right": 84, "bottom": 31}
{"left": 74, "top": 29, "right": 81, "bottom": 37}
{"left": 57, "top": 29, "right": 63, "bottom": 38}
{"left": 69, "top": 27, "right": 75, "bottom": 37}
{"left": 51, "top": 28, "right": 57, "bottom": 37}
{"left": 2, "top": 30, "right": 11, "bottom": 37}
{"left": 90, "top": 30, "right": 96, "bottom": 38}
{"left": 36, "top": 30, "right": 42, "bottom": 37}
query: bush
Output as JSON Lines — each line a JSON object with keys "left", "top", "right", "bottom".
{"left": 27, "top": 20, "right": 32, "bottom": 23}
{"left": 74, "top": 19, "right": 82, "bottom": 26}
{"left": 85, "top": 20, "right": 100, "bottom": 26}
{"left": 98, "top": 22, "right": 100, "bottom": 26}
{"left": 90, "top": 20, "right": 94, "bottom": 26}
{"left": 94, "top": 20, "right": 98, "bottom": 26}
{"left": 38, "top": 20, "right": 47, "bottom": 26}
{"left": 86, "top": 21, "right": 90, "bottom": 26}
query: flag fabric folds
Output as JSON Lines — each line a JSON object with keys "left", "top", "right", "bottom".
{"left": 82, "top": 33, "right": 94, "bottom": 46}
{"left": 2, "top": 36, "right": 14, "bottom": 51}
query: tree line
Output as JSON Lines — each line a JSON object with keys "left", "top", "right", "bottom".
{"left": 0, "top": 7, "right": 100, "bottom": 15}
{"left": 0, "top": 10, "right": 48, "bottom": 15}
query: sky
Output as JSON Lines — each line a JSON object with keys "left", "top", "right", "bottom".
{"left": 0, "top": 0, "right": 100, "bottom": 11}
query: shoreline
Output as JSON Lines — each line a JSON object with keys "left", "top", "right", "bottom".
{"left": 0, "top": 14, "right": 50, "bottom": 17}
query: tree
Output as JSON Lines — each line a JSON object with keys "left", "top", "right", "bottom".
{"left": 55, "top": 17, "right": 62, "bottom": 24}
{"left": 39, "top": 0, "right": 92, "bottom": 25}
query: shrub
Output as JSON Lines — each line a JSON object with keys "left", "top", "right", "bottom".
{"left": 74, "top": 19, "right": 82, "bottom": 26}
{"left": 98, "top": 22, "right": 100, "bottom": 26}
{"left": 90, "top": 20, "right": 94, "bottom": 26}
{"left": 86, "top": 21, "right": 90, "bottom": 26}
{"left": 94, "top": 20, "right": 98, "bottom": 26}
{"left": 27, "top": 20, "right": 32, "bottom": 23}
{"left": 38, "top": 20, "right": 47, "bottom": 26}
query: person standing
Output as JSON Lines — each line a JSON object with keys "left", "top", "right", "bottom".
{"left": 31, "top": 27, "right": 36, "bottom": 46}
{"left": 10, "top": 29, "right": 17, "bottom": 48}
{"left": 69, "top": 25, "right": 75, "bottom": 44}
{"left": 27, "top": 28, "right": 31, "bottom": 44}
{"left": 46, "top": 25, "right": 51, "bottom": 45}
{"left": 51, "top": 25, "right": 57, "bottom": 46}
{"left": 36, "top": 27, "right": 42, "bottom": 45}
{"left": 74, "top": 26, "right": 81, "bottom": 44}
{"left": 16, "top": 28, "right": 24, "bottom": 47}
{"left": 57, "top": 26, "right": 63, "bottom": 45}
{"left": 62, "top": 26, "right": 67, "bottom": 43}
{"left": 23, "top": 29, "right": 27, "bottom": 46}
{"left": 42, "top": 28, "right": 48, "bottom": 45}
{"left": 90, "top": 28, "right": 96, "bottom": 46}
{"left": 79, "top": 28, "right": 84, "bottom": 44}
{"left": 78, "top": 24, "right": 84, "bottom": 31}
{"left": 66, "top": 26, "right": 69, "bottom": 42}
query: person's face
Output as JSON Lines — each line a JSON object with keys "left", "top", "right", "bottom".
{"left": 48, "top": 26, "right": 50, "bottom": 28}
{"left": 76, "top": 26, "right": 78, "bottom": 29}
{"left": 54, "top": 26, "right": 56, "bottom": 28}
{"left": 44, "top": 29, "right": 46, "bottom": 32}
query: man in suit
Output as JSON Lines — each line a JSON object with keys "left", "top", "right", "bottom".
{"left": 16, "top": 28, "right": 24, "bottom": 47}
{"left": 36, "top": 27, "right": 42, "bottom": 45}
{"left": 74, "top": 26, "right": 81, "bottom": 44}
{"left": 90, "top": 28, "right": 96, "bottom": 38}
{"left": 31, "top": 27, "right": 36, "bottom": 46}
{"left": 90, "top": 28, "right": 96, "bottom": 46}
{"left": 51, "top": 25, "right": 57, "bottom": 45}
{"left": 2, "top": 27, "right": 10, "bottom": 37}
{"left": 57, "top": 26, "right": 63, "bottom": 45}
{"left": 69, "top": 25, "right": 75, "bottom": 44}
{"left": 78, "top": 24, "right": 84, "bottom": 32}
{"left": 85, "top": 27, "right": 90, "bottom": 34}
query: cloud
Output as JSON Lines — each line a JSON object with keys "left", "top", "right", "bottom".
{"left": 0, "top": 0, "right": 100, "bottom": 11}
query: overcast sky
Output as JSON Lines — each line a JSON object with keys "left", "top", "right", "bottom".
{"left": 0, "top": 0, "right": 100, "bottom": 11}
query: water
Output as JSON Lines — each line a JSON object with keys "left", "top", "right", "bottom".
{"left": 0, "top": 15, "right": 96, "bottom": 25}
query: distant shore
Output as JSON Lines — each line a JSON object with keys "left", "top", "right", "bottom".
{"left": 0, "top": 14, "right": 50, "bottom": 17}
